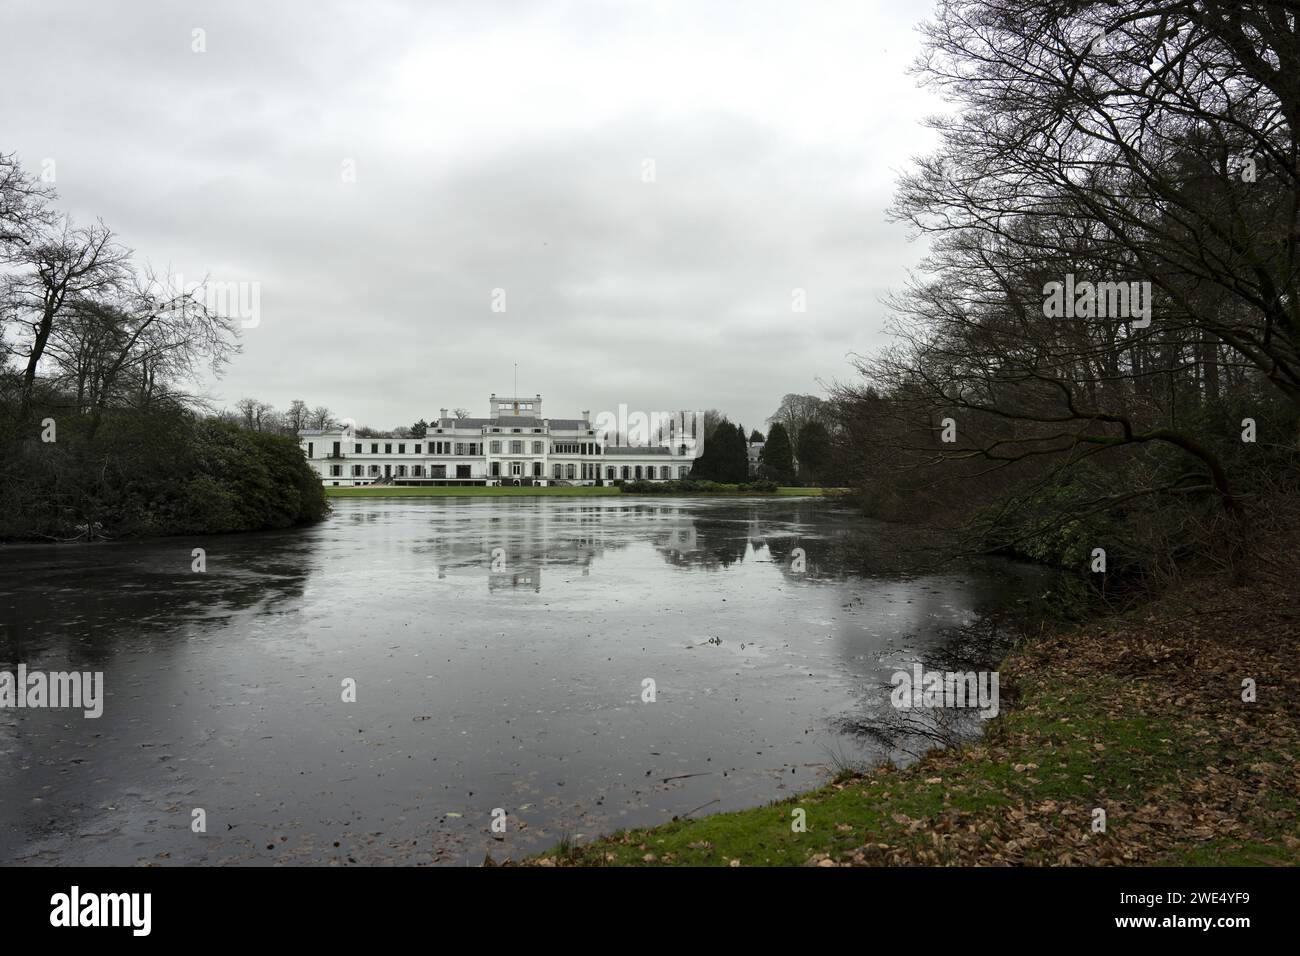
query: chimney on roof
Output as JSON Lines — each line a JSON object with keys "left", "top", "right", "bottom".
{"left": 440, "top": 408, "right": 448, "bottom": 420}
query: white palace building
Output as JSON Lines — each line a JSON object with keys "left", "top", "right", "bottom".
{"left": 298, "top": 393, "right": 700, "bottom": 487}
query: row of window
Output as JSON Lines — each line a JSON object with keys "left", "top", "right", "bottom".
{"left": 313, "top": 440, "right": 603, "bottom": 457}
{"left": 326, "top": 463, "right": 688, "bottom": 480}
{"left": 489, "top": 440, "right": 603, "bottom": 455}
{"left": 551, "top": 442, "right": 599, "bottom": 455}
{"left": 329, "top": 464, "right": 477, "bottom": 478}
{"left": 344, "top": 441, "right": 482, "bottom": 456}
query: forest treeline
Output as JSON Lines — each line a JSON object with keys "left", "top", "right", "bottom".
{"left": 0, "top": 154, "right": 326, "bottom": 540}
{"left": 807, "top": 0, "right": 1300, "bottom": 585}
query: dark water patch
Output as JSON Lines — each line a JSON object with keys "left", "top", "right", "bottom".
{"left": 0, "top": 496, "right": 1055, "bottom": 864}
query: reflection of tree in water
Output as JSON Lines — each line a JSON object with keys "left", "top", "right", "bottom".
{"left": 653, "top": 514, "right": 750, "bottom": 570}
{"left": 832, "top": 604, "right": 1046, "bottom": 764}
{"left": 0, "top": 534, "right": 313, "bottom": 669}
{"left": 651, "top": 499, "right": 867, "bottom": 575}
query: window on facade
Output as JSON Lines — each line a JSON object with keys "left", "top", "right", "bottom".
{"left": 678, "top": 466, "right": 688, "bottom": 478}
{"left": 398, "top": 444, "right": 406, "bottom": 454}
{"left": 371, "top": 443, "right": 378, "bottom": 454}
{"left": 352, "top": 465, "right": 362, "bottom": 476}
{"left": 413, "top": 465, "right": 423, "bottom": 477}
{"left": 385, "top": 443, "right": 392, "bottom": 454}
{"left": 491, "top": 462, "right": 500, "bottom": 476}
{"left": 354, "top": 443, "right": 362, "bottom": 454}
{"left": 509, "top": 440, "right": 523, "bottom": 454}
{"left": 607, "top": 467, "right": 615, "bottom": 479}
{"left": 566, "top": 464, "right": 576, "bottom": 480}
{"left": 414, "top": 444, "right": 421, "bottom": 454}
{"left": 553, "top": 463, "right": 562, "bottom": 478}
{"left": 533, "top": 462, "right": 542, "bottom": 477}
{"left": 490, "top": 441, "right": 501, "bottom": 454}
{"left": 330, "top": 465, "right": 341, "bottom": 476}
{"left": 455, "top": 443, "right": 464, "bottom": 455}
{"left": 510, "top": 462, "right": 523, "bottom": 476}
{"left": 307, "top": 443, "right": 314, "bottom": 457}
{"left": 532, "top": 441, "right": 542, "bottom": 454}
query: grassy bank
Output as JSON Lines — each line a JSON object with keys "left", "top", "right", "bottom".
{"left": 325, "top": 485, "right": 839, "bottom": 499}
{"left": 527, "top": 565, "right": 1300, "bottom": 867}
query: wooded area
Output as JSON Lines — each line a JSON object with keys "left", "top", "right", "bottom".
{"left": 0, "top": 153, "right": 326, "bottom": 539}
{"left": 820, "top": 0, "right": 1300, "bottom": 584}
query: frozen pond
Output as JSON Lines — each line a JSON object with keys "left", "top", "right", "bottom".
{"left": 0, "top": 495, "right": 1046, "bottom": 865}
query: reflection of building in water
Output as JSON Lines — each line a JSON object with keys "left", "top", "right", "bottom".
{"left": 489, "top": 566, "right": 541, "bottom": 592}
{"left": 427, "top": 502, "right": 625, "bottom": 591}
{"left": 658, "top": 522, "right": 699, "bottom": 554}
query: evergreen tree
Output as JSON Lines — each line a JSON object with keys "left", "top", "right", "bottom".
{"left": 795, "top": 420, "right": 831, "bottom": 485}
{"left": 725, "top": 422, "right": 750, "bottom": 482}
{"left": 759, "top": 422, "right": 796, "bottom": 484}
{"left": 410, "top": 419, "right": 428, "bottom": 438}
{"left": 689, "top": 416, "right": 727, "bottom": 479}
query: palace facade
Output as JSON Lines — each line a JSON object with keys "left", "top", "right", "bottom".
{"left": 298, "top": 393, "right": 697, "bottom": 487}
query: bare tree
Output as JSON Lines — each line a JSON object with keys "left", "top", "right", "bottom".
{"left": 0, "top": 151, "right": 55, "bottom": 251}
{"left": 53, "top": 270, "right": 241, "bottom": 433}
{"left": 286, "top": 399, "right": 309, "bottom": 434}
{"left": 4, "top": 217, "right": 130, "bottom": 419}
{"left": 236, "top": 397, "right": 259, "bottom": 430}
{"left": 766, "top": 393, "right": 830, "bottom": 449}
{"left": 895, "top": 0, "right": 1300, "bottom": 413}
{"left": 308, "top": 405, "right": 333, "bottom": 429}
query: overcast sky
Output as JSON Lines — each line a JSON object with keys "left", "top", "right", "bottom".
{"left": 1, "top": 0, "right": 942, "bottom": 432}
